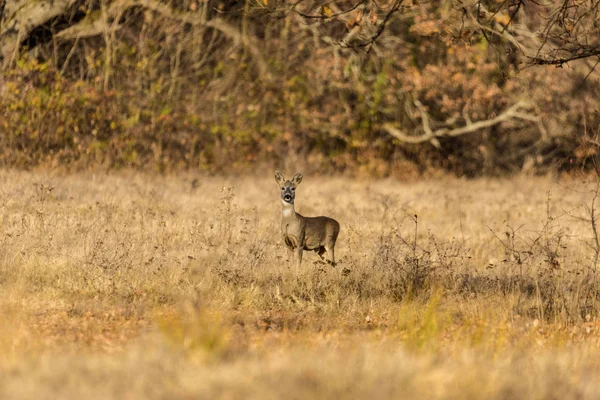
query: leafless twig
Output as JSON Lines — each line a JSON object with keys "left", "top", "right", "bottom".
{"left": 472, "top": 0, "right": 600, "bottom": 66}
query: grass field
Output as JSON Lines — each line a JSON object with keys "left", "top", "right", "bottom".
{"left": 1, "top": 170, "right": 600, "bottom": 399}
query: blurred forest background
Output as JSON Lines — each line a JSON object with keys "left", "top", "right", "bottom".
{"left": 0, "top": 0, "right": 599, "bottom": 176}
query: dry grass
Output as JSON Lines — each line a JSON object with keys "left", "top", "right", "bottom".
{"left": 1, "top": 170, "right": 600, "bottom": 399}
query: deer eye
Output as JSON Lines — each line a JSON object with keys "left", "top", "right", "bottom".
{"left": 281, "top": 187, "right": 285, "bottom": 190}
{"left": 291, "top": 188, "right": 295, "bottom": 191}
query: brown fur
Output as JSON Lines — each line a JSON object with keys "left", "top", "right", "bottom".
{"left": 275, "top": 171, "right": 340, "bottom": 267}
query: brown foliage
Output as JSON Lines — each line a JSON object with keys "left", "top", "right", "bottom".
{"left": 0, "top": 0, "right": 599, "bottom": 175}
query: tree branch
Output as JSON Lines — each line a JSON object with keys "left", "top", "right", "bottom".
{"left": 471, "top": 0, "right": 600, "bottom": 65}
{"left": 529, "top": 49, "right": 600, "bottom": 66}
{"left": 341, "top": 0, "right": 404, "bottom": 49}
{"left": 52, "top": 0, "right": 271, "bottom": 81}
{"left": 0, "top": 0, "right": 79, "bottom": 68}
{"left": 382, "top": 100, "right": 546, "bottom": 147}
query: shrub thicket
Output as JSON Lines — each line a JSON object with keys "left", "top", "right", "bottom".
{"left": 0, "top": 0, "right": 599, "bottom": 175}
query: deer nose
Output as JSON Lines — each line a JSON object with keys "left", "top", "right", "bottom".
{"left": 284, "top": 194, "right": 292, "bottom": 201}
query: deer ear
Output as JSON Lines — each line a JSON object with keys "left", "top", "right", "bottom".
{"left": 292, "top": 173, "right": 303, "bottom": 185}
{"left": 275, "top": 171, "right": 285, "bottom": 185}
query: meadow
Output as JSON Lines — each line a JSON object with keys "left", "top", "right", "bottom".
{"left": 1, "top": 170, "right": 600, "bottom": 399}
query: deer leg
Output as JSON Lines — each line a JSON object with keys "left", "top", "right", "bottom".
{"left": 296, "top": 248, "right": 303, "bottom": 268}
{"left": 317, "top": 247, "right": 326, "bottom": 260}
{"left": 326, "top": 246, "right": 336, "bottom": 267}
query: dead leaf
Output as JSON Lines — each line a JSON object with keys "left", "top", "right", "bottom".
{"left": 369, "top": 9, "right": 378, "bottom": 24}
{"left": 355, "top": 9, "right": 363, "bottom": 24}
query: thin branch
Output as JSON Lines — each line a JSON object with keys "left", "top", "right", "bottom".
{"left": 52, "top": 0, "right": 271, "bottom": 80}
{"left": 529, "top": 48, "right": 600, "bottom": 66}
{"left": 465, "top": 2, "right": 528, "bottom": 54}
{"left": 342, "top": 0, "right": 404, "bottom": 49}
{"left": 500, "top": 0, "right": 523, "bottom": 34}
{"left": 471, "top": 0, "right": 600, "bottom": 65}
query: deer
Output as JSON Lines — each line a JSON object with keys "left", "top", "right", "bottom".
{"left": 275, "top": 171, "right": 340, "bottom": 268}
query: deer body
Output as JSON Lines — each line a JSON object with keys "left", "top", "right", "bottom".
{"left": 275, "top": 172, "right": 340, "bottom": 267}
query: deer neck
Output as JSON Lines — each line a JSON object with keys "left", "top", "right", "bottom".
{"left": 281, "top": 200, "right": 298, "bottom": 220}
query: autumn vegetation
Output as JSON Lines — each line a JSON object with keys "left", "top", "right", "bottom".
{"left": 0, "top": 0, "right": 599, "bottom": 175}
{"left": 2, "top": 1, "right": 600, "bottom": 398}
{"left": 1, "top": 171, "right": 600, "bottom": 398}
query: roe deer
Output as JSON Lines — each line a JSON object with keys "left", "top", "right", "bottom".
{"left": 275, "top": 171, "right": 340, "bottom": 267}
